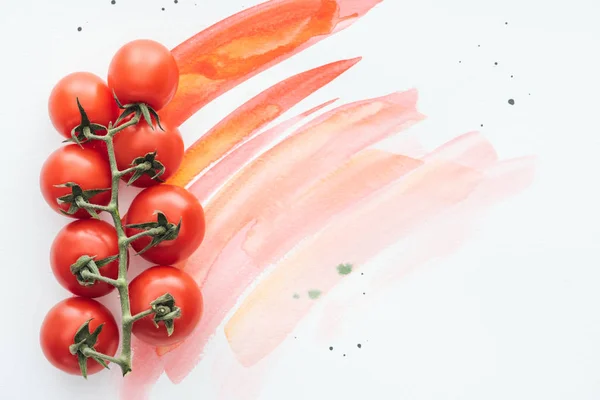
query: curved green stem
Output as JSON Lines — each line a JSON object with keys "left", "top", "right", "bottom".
{"left": 80, "top": 270, "right": 119, "bottom": 286}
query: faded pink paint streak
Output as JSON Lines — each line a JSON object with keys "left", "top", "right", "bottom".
{"left": 225, "top": 159, "right": 485, "bottom": 366}
{"left": 184, "top": 90, "right": 424, "bottom": 286}
{"left": 189, "top": 99, "right": 338, "bottom": 204}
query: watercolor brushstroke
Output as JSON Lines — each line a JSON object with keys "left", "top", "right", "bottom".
{"left": 161, "top": 0, "right": 382, "bottom": 127}
{"left": 189, "top": 98, "right": 339, "bottom": 204}
{"left": 226, "top": 136, "right": 533, "bottom": 365}
{"left": 150, "top": 91, "right": 423, "bottom": 382}
{"left": 166, "top": 57, "right": 360, "bottom": 188}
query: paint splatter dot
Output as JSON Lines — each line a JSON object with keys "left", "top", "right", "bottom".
{"left": 480, "top": 124, "right": 484, "bottom": 127}
{"left": 77, "top": 27, "right": 82, "bottom": 32}
{"left": 292, "top": 293, "right": 300, "bottom": 299}
{"left": 458, "top": 60, "right": 462, "bottom": 64}
{"left": 362, "top": 292, "right": 366, "bottom": 295}
{"left": 494, "top": 62, "right": 498, "bottom": 66}
{"left": 337, "top": 263, "right": 353, "bottom": 275}
{"left": 477, "top": 44, "right": 481, "bottom": 47}
{"left": 111, "top": 0, "right": 116, "bottom": 4}
{"left": 505, "top": 21, "right": 508, "bottom": 25}
{"left": 174, "top": 0, "right": 178, "bottom": 3}
{"left": 329, "top": 346, "right": 333, "bottom": 351}
{"left": 308, "top": 290, "right": 322, "bottom": 299}
{"left": 510, "top": 75, "right": 514, "bottom": 78}
{"left": 343, "top": 354, "right": 346, "bottom": 357}
{"left": 508, "top": 99, "right": 515, "bottom": 105}
{"left": 161, "top": 7, "right": 165, "bottom": 10}
{"left": 357, "top": 344, "right": 362, "bottom": 348}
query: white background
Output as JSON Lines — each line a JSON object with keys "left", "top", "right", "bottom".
{"left": 1, "top": 0, "right": 599, "bottom": 399}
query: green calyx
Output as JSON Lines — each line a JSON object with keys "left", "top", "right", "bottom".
{"left": 149, "top": 294, "right": 181, "bottom": 336}
{"left": 55, "top": 182, "right": 110, "bottom": 218}
{"left": 70, "top": 255, "right": 119, "bottom": 286}
{"left": 112, "top": 91, "right": 164, "bottom": 132}
{"left": 126, "top": 211, "right": 181, "bottom": 255}
{"left": 126, "top": 151, "right": 166, "bottom": 186}
{"left": 65, "top": 98, "right": 108, "bottom": 146}
{"left": 69, "top": 319, "right": 110, "bottom": 379}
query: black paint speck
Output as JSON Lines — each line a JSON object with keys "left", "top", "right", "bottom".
{"left": 361, "top": 272, "right": 364, "bottom": 276}
{"left": 510, "top": 75, "right": 514, "bottom": 78}
{"left": 111, "top": 0, "right": 116, "bottom": 4}
{"left": 494, "top": 62, "right": 498, "bottom": 66}
{"left": 343, "top": 354, "right": 346, "bottom": 357}
{"left": 357, "top": 344, "right": 362, "bottom": 349}
{"left": 174, "top": 0, "right": 178, "bottom": 3}
{"left": 161, "top": 7, "right": 165, "bottom": 10}
{"left": 329, "top": 346, "right": 333, "bottom": 351}
{"left": 77, "top": 26, "right": 82, "bottom": 32}
{"left": 508, "top": 99, "right": 515, "bottom": 105}
{"left": 459, "top": 60, "right": 462, "bottom": 64}
{"left": 480, "top": 124, "right": 484, "bottom": 127}
{"left": 505, "top": 22, "right": 508, "bottom": 25}
{"left": 362, "top": 292, "right": 366, "bottom": 295}
{"left": 477, "top": 44, "right": 481, "bottom": 48}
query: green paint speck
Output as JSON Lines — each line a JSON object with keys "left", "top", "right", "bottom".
{"left": 308, "top": 290, "right": 322, "bottom": 299}
{"left": 337, "top": 263, "right": 353, "bottom": 275}
{"left": 292, "top": 293, "right": 300, "bottom": 299}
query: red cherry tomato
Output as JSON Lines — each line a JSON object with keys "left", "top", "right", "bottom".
{"left": 51, "top": 220, "right": 123, "bottom": 298}
{"left": 48, "top": 72, "right": 119, "bottom": 139}
{"left": 108, "top": 39, "right": 179, "bottom": 111}
{"left": 129, "top": 266, "right": 203, "bottom": 346}
{"left": 113, "top": 118, "right": 184, "bottom": 188}
{"left": 125, "top": 185, "right": 205, "bottom": 265}
{"left": 40, "top": 297, "right": 119, "bottom": 376}
{"left": 40, "top": 145, "right": 112, "bottom": 219}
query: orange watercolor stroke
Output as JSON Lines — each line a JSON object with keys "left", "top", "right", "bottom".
{"left": 161, "top": 0, "right": 382, "bottom": 127}
{"left": 166, "top": 57, "right": 360, "bottom": 187}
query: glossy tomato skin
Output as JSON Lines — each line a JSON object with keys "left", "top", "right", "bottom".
{"left": 129, "top": 266, "right": 203, "bottom": 346}
{"left": 40, "top": 145, "right": 112, "bottom": 219}
{"left": 40, "top": 297, "right": 119, "bottom": 375}
{"left": 113, "top": 118, "right": 184, "bottom": 188}
{"left": 51, "top": 220, "right": 122, "bottom": 298}
{"left": 48, "top": 72, "right": 119, "bottom": 139}
{"left": 108, "top": 39, "right": 179, "bottom": 111}
{"left": 125, "top": 185, "right": 205, "bottom": 265}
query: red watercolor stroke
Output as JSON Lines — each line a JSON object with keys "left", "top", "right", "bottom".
{"left": 161, "top": 0, "right": 382, "bottom": 127}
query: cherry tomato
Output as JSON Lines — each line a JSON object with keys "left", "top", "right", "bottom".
{"left": 108, "top": 39, "right": 179, "bottom": 111}
{"left": 113, "top": 118, "right": 184, "bottom": 188}
{"left": 51, "top": 220, "right": 123, "bottom": 298}
{"left": 40, "top": 145, "right": 112, "bottom": 219}
{"left": 48, "top": 72, "right": 119, "bottom": 139}
{"left": 125, "top": 185, "right": 205, "bottom": 265}
{"left": 129, "top": 266, "right": 203, "bottom": 346}
{"left": 40, "top": 297, "right": 119, "bottom": 376}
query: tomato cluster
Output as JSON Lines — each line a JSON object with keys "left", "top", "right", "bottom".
{"left": 39, "top": 39, "right": 205, "bottom": 378}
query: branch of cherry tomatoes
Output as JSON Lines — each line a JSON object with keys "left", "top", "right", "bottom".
{"left": 39, "top": 39, "right": 205, "bottom": 378}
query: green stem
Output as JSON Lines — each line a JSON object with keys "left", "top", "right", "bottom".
{"left": 125, "top": 226, "right": 166, "bottom": 245}
{"left": 80, "top": 270, "right": 119, "bottom": 286}
{"left": 132, "top": 308, "right": 154, "bottom": 322}
{"left": 81, "top": 348, "right": 124, "bottom": 367}
{"left": 117, "top": 163, "right": 151, "bottom": 178}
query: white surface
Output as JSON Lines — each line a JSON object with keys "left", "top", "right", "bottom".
{"left": 1, "top": 0, "right": 599, "bottom": 399}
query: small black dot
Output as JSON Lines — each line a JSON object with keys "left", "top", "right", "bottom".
{"left": 505, "top": 22, "right": 508, "bottom": 25}
{"left": 477, "top": 44, "right": 481, "bottom": 47}
{"left": 494, "top": 62, "right": 498, "bottom": 66}
{"left": 510, "top": 75, "right": 514, "bottom": 78}
{"left": 174, "top": 0, "right": 178, "bottom": 3}
{"left": 480, "top": 124, "right": 484, "bottom": 127}
{"left": 508, "top": 99, "right": 515, "bottom": 105}
{"left": 528, "top": 93, "right": 531, "bottom": 96}
{"left": 357, "top": 344, "right": 362, "bottom": 348}
{"left": 77, "top": 26, "right": 82, "bottom": 31}
{"left": 161, "top": 7, "right": 165, "bottom": 10}
{"left": 329, "top": 346, "right": 333, "bottom": 351}
{"left": 362, "top": 292, "right": 366, "bottom": 295}
{"left": 343, "top": 354, "right": 346, "bottom": 357}
{"left": 459, "top": 60, "right": 462, "bottom": 64}
{"left": 111, "top": 0, "right": 115, "bottom": 4}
